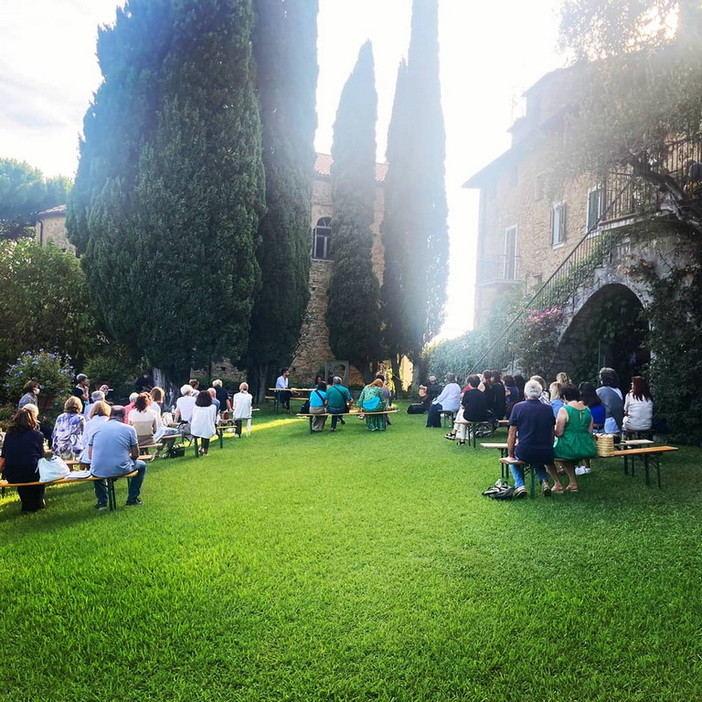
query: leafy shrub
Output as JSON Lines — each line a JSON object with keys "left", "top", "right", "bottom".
{"left": 4, "top": 350, "right": 74, "bottom": 404}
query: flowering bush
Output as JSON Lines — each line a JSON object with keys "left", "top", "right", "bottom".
{"left": 513, "top": 307, "right": 564, "bottom": 375}
{"left": 4, "top": 350, "right": 75, "bottom": 403}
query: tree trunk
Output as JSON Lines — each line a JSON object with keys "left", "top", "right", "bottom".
{"left": 152, "top": 367, "right": 179, "bottom": 410}
{"left": 390, "top": 354, "right": 403, "bottom": 398}
{"left": 250, "top": 362, "right": 269, "bottom": 405}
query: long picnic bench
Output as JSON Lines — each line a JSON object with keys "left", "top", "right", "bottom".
{"left": 0, "top": 469, "right": 139, "bottom": 511}
{"left": 296, "top": 409, "right": 398, "bottom": 433}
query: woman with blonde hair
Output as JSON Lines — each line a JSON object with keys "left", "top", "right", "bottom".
{"left": 232, "top": 382, "right": 253, "bottom": 437}
{"left": 52, "top": 396, "right": 85, "bottom": 459}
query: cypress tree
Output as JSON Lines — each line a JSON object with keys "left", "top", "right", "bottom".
{"left": 381, "top": 60, "right": 412, "bottom": 392}
{"left": 245, "top": 0, "right": 319, "bottom": 400}
{"left": 68, "top": 0, "right": 264, "bottom": 379}
{"left": 382, "top": 0, "right": 448, "bottom": 382}
{"left": 326, "top": 42, "right": 383, "bottom": 382}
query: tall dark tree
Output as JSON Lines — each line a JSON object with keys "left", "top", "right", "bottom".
{"left": 381, "top": 0, "right": 448, "bottom": 383}
{"left": 0, "top": 159, "right": 70, "bottom": 240}
{"left": 245, "top": 0, "right": 319, "bottom": 401}
{"left": 68, "top": 0, "right": 264, "bottom": 380}
{"left": 326, "top": 41, "right": 383, "bottom": 381}
{"left": 381, "top": 60, "right": 412, "bottom": 393}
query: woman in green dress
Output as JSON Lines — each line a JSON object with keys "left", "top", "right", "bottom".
{"left": 357, "top": 379, "right": 387, "bottom": 432}
{"left": 548, "top": 385, "right": 596, "bottom": 493}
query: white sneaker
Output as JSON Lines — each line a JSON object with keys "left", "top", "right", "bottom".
{"left": 574, "top": 466, "right": 592, "bottom": 476}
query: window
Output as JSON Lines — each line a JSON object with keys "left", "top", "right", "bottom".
{"left": 586, "top": 185, "right": 604, "bottom": 233}
{"left": 312, "top": 217, "right": 332, "bottom": 259}
{"left": 551, "top": 202, "right": 566, "bottom": 247}
{"left": 504, "top": 225, "right": 517, "bottom": 280}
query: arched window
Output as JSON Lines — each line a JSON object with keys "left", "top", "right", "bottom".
{"left": 312, "top": 217, "right": 332, "bottom": 260}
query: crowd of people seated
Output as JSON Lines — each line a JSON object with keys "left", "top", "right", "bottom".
{"left": 424, "top": 366, "right": 654, "bottom": 497}
{"left": 1, "top": 372, "right": 247, "bottom": 512}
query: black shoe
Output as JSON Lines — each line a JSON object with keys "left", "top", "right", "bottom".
{"left": 339, "top": 418, "right": 346, "bottom": 425}
{"left": 95, "top": 502, "right": 108, "bottom": 511}
{"left": 125, "top": 497, "right": 143, "bottom": 507}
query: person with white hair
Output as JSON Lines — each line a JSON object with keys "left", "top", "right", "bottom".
{"left": 84, "top": 390, "right": 106, "bottom": 418}
{"left": 123, "top": 392, "right": 139, "bottom": 424}
{"left": 175, "top": 384, "right": 196, "bottom": 424}
{"left": 232, "top": 382, "right": 253, "bottom": 437}
{"left": 507, "top": 379, "right": 555, "bottom": 498}
{"left": 212, "top": 379, "right": 232, "bottom": 416}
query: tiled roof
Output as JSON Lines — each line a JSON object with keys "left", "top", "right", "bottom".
{"left": 314, "top": 152, "right": 388, "bottom": 183}
{"left": 36, "top": 204, "right": 67, "bottom": 217}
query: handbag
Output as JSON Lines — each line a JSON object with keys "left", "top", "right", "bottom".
{"left": 362, "top": 395, "right": 382, "bottom": 412}
{"left": 38, "top": 456, "right": 71, "bottom": 483}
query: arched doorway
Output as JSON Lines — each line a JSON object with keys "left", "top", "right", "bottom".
{"left": 552, "top": 284, "right": 649, "bottom": 387}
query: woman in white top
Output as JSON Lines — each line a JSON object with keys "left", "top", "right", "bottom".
{"left": 128, "top": 393, "right": 158, "bottom": 446}
{"left": 191, "top": 390, "right": 217, "bottom": 456}
{"left": 78, "top": 401, "right": 111, "bottom": 467}
{"left": 623, "top": 375, "right": 654, "bottom": 433}
{"left": 426, "top": 373, "right": 462, "bottom": 428}
{"left": 232, "top": 382, "right": 253, "bottom": 437}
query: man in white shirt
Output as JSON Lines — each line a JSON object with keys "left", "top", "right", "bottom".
{"left": 275, "top": 368, "right": 292, "bottom": 412}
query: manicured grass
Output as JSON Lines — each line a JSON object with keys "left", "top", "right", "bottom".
{"left": 1, "top": 405, "right": 701, "bottom": 701}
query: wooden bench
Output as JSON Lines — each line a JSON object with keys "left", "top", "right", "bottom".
{"left": 607, "top": 445, "right": 678, "bottom": 487}
{"left": 296, "top": 409, "right": 398, "bottom": 433}
{"left": 0, "top": 470, "right": 138, "bottom": 511}
{"left": 499, "top": 457, "right": 540, "bottom": 497}
{"left": 452, "top": 420, "right": 495, "bottom": 447}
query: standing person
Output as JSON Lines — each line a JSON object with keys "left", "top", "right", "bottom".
{"left": 623, "top": 376, "right": 654, "bottom": 434}
{"left": 51, "top": 396, "right": 85, "bottom": 460}
{"left": 308, "top": 381, "right": 328, "bottom": 433}
{"left": 507, "top": 380, "right": 555, "bottom": 498}
{"left": 128, "top": 393, "right": 158, "bottom": 447}
{"left": 212, "top": 379, "right": 231, "bottom": 418}
{"left": 231, "top": 382, "right": 253, "bottom": 437}
{"left": 503, "top": 375, "right": 520, "bottom": 419}
{"left": 78, "top": 401, "right": 111, "bottom": 468}
{"left": 548, "top": 385, "right": 596, "bottom": 494}
{"left": 426, "top": 373, "right": 461, "bottom": 428}
{"left": 18, "top": 381, "right": 40, "bottom": 409}
{"left": 89, "top": 405, "right": 147, "bottom": 509}
{"left": 358, "top": 379, "right": 387, "bottom": 432}
{"left": 326, "top": 376, "right": 352, "bottom": 431}
{"left": 73, "top": 373, "right": 90, "bottom": 404}
{"left": 191, "top": 390, "right": 217, "bottom": 455}
{"left": 596, "top": 367, "right": 624, "bottom": 434}
{"left": 135, "top": 372, "right": 153, "bottom": 394}
{"left": 0, "top": 408, "right": 46, "bottom": 512}
{"left": 275, "top": 368, "right": 292, "bottom": 413}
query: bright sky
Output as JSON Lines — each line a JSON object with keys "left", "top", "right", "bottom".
{"left": 0, "top": 0, "right": 564, "bottom": 340}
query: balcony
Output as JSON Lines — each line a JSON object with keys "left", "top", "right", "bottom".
{"left": 477, "top": 255, "right": 521, "bottom": 285}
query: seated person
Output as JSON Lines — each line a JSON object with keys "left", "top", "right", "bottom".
{"left": 419, "top": 376, "right": 442, "bottom": 410}
{"left": 445, "top": 375, "right": 492, "bottom": 445}
{"left": 128, "top": 393, "right": 158, "bottom": 446}
{"left": 326, "top": 376, "right": 353, "bottom": 431}
{"left": 507, "top": 380, "right": 555, "bottom": 498}
{"left": 426, "top": 373, "right": 461, "bottom": 428}
{"left": 175, "top": 384, "right": 197, "bottom": 425}
{"left": 52, "top": 396, "right": 86, "bottom": 460}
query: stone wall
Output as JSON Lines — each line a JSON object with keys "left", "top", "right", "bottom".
{"left": 35, "top": 210, "right": 74, "bottom": 253}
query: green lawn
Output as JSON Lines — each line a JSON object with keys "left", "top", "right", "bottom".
{"left": 1, "top": 405, "right": 701, "bottom": 701}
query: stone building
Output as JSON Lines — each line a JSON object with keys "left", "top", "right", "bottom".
{"left": 34, "top": 153, "right": 389, "bottom": 387}
{"left": 464, "top": 66, "right": 701, "bottom": 378}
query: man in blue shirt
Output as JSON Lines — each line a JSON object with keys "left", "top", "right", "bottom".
{"left": 507, "top": 380, "right": 554, "bottom": 498}
{"left": 89, "top": 405, "right": 147, "bottom": 509}
{"left": 326, "top": 376, "right": 352, "bottom": 431}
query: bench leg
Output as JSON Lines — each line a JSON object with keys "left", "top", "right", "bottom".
{"left": 107, "top": 479, "right": 117, "bottom": 511}
{"left": 218, "top": 429, "right": 224, "bottom": 450}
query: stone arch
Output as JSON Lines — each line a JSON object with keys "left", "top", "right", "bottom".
{"left": 551, "top": 283, "right": 649, "bottom": 385}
